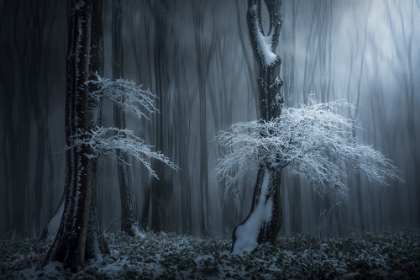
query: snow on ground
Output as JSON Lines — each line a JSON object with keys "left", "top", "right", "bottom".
{"left": 1, "top": 228, "right": 419, "bottom": 279}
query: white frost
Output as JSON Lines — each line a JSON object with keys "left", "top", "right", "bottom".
{"left": 66, "top": 75, "right": 178, "bottom": 178}
{"left": 214, "top": 97, "right": 403, "bottom": 196}
{"left": 67, "top": 127, "right": 178, "bottom": 179}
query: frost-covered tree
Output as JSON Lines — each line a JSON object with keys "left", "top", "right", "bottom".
{"left": 215, "top": 0, "right": 402, "bottom": 254}
{"left": 220, "top": 0, "right": 283, "bottom": 254}
{"left": 41, "top": 0, "right": 176, "bottom": 271}
{"left": 215, "top": 99, "right": 403, "bottom": 253}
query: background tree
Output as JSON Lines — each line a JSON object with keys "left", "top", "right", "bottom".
{"left": 147, "top": 0, "right": 174, "bottom": 232}
{"left": 112, "top": 0, "right": 140, "bottom": 237}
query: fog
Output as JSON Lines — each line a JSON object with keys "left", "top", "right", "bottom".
{"left": 1, "top": 0, "right": 419, "bottom": 239}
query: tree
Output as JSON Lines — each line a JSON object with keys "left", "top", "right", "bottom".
{"left": 215, "top": 0, "right": 402, "bottom": 253}
{"left": 41, "top": 0, "right": 96, "bottom": 270}
{"left": 215, "top": 98, "right": 403, "bottom": 253}
{"left": 148, "top": 0, "right": 173, "bottom": 232}
{"left": 112, "top": 0, "right": 140, "bottom": 237}
{"left": 39, "top": 0, "right": 107, "bottom": 248}
{"left": 225, "top": 0, "right": 284, "bottom": 253}
{"left": 41, "top": 0, "right": 176, "bottom": 271}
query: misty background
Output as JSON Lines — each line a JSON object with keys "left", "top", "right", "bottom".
{"left": 1, "top": 0, "right": 419, "bottom": 239}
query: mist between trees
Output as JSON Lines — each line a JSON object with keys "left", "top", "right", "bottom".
{"left": 1, "top": 0, "right": 419, "bottom": 245}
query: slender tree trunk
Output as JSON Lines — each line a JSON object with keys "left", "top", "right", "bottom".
{"left": 232, "top": 0, "right": 283, "bottom": 253}
{"left": 86, "top": 0, "right": 110, "bottom": 257}
{"left": 112, "top": 0, "right": 139, "bottom": 236}
{"left": 192, "top": 1, "right": 210, "bottom": 235}
{"left": 149, "top": 0, "right": 173, "bottom": 232}
{"left": 282, "top": 0, "right": 300, "bottom": 235}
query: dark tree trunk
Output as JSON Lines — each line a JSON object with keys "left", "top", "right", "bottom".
{"left": 231, "top": 0, "right": 283, "bottom": 252}
{"left": 149, "top": 0, "right": 173, "bottom": 232}
{"left": 42, "top": 0, "right": 109, "bottom": 271}
{"left": 42, "top": 0, "right": 93, "bottom": 271}
{"left": 40, "top": 1, "right": 107, "bottom": 249}
{"left": 192, "top": 1, "right": 210, "bottom": 235}
{"left": 86, "top": 0, "right": 110, "bottom": 257}
{"left": 112, "top": 0, "right": 139, "bottom": 236}
{"left": 282, "top": 0, "right": 300, "bottom": 235}
{"left": 291, "top": 175, "right": 301, "bottom": 234}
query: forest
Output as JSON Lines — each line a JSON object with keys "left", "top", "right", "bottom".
{"left": 1, "top": 0, "right": 419, "bottom": 278}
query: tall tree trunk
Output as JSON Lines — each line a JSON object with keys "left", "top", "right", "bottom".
{"left": 42, "top": 0, "right": 93, "bottom": 271}
{"left": 232, "top": 0, "right": 283, "bottom": 253}
{"left": 86, "top": 0, "right": 110, "bottom": 257}
{"left": 149, "top": 0, "right": 174, "bottom": 232}
{"left": 42, "top": 0, "right": 109, "bottom": 271}
{"left": 112, "top": 0, "right": 139, "bottom": 236}
{"left": 282, "top": 0, "right": 300, "bottom": 235}
{"left": 192, "top": 1, "right": 210, "bottom": 235}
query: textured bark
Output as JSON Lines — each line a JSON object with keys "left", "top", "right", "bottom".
{"left": 42, "top": 0, "right": 109, "bottom": 271}
{"left": 247, "top": 0, "right": 283, "bottom": 120}
{"left": 42, "top": 0, "right": 93, "bottom": 271}
{"left": 86, "top": 0, "right": 110, "bottom": 256}
{"left": 112, "top": 0, "right": 139, "bottom": 236}
{"left": 232, "top": 0, "right": 283, "bottom": 252}
{"left": 40, "top": 1, "right": 108, "bottom": 252}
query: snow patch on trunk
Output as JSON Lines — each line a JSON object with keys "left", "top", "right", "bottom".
{"left": 257, "top": 31, "right": 277, "bottom": 66}
{"left": 232, "top": 167, "right": 273, "bottom": 254}
{"left": 249, "top": 4, "right": 278, "bottom": 66}
{"left": 131, "top": 223, "right": 146, "bottom": 238}
{"left": 47, "top": 201, "right": 64, "bottom": 241}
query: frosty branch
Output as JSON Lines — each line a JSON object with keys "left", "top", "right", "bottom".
{"left": 87, "top": 73, "right": 158, "bottom": 120}
{"left": 214, "top": 98, "right": 403, "bottom": 195}
{"left": 68, "top": 127, "right": 178, "bottom": 179}
{"left": 66, "top": 75, "right": 178, "bottom": 178}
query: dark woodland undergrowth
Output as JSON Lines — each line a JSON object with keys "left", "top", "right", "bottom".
{"left": 1, "top": 228, "right": 419, "bottom": 279}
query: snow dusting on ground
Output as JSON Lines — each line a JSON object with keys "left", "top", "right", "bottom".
{"left": 1, "top": 229, "right": 419, "bottom": 279}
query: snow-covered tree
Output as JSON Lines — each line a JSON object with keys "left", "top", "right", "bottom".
{"left": 41, "top": 1, "right": 176, "bottom": 271}
{"left": 220, "top": 0, "right": 283, "bottom": 254}
{"left": 215, "top": 98, "right": 402, "bottom": 253}
{"left": 216, "top": 0, "right": 402, "bottom": 254}
{"left": 215, "top": 98, "right": 402, "bottom": 191}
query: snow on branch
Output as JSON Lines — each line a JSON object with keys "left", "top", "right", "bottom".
{"left": 86, "top": 73, "right": 158, "bottom": 120}
{"left": 68, "top": 127, "right": 178, "bottom": 179}
{"left": 214, "top": 98, "right": 403, "bottom": 194}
